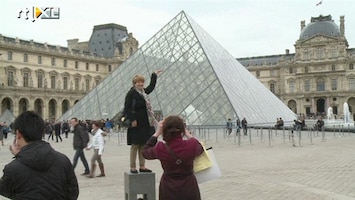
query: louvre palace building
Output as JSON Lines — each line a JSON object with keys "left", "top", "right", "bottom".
{"left": 238, "top": 15, "right": 355, "bottom": 120}
{"left": 1, "top": 14, "right": 355, "bottom": 122}
{"left": 0, "top": 23, "right": 138, "bottom": 120}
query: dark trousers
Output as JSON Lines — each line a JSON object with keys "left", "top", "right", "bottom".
{"left": 73, "top": 148, "right": 90, "bottom": 173}
{"left": 47, "top": 131, "right": 54, "bottom": 141}
{"left": 55, "top": 133, "right": 62, "bottom": 142}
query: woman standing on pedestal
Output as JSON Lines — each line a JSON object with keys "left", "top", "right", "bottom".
{"left": 124, "top": 70, "right": 162, "bottom": 173}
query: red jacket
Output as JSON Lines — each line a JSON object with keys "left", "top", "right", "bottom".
{"left": 143, "top": 136, "right": 203, "bottom": 200}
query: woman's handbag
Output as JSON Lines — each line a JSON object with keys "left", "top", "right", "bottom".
{"left": 193, "top": 143, "right": 212, "bottom": 173}
{"left": 164, "top": 142, "right": 222, "bottom": 184}
{"left": 194, "top": 147, "right": 222, "bottom": 184}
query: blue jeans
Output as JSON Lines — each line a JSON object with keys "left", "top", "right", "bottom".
{"left": 72, "top": 148, "right": 89, "bottom": 173}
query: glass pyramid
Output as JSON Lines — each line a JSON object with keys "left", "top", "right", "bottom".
{"left": 59, "top": 11, "right": 296, "bottom": 126}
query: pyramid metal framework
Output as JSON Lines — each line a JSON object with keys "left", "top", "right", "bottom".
{"left": 59, "top": 11, "right": 296, "bottom": 126}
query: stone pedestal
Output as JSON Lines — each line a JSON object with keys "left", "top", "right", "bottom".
{"left": 124, "top": 172, "right": 156, "bottom": 200}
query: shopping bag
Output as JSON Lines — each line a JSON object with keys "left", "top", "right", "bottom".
{"left": 194, "top": 147, "right": 222, "bottom": 184}
{"left": 193, "top": 144, "right": 212, "bottom": 173}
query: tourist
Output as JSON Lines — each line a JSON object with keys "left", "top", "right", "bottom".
{"left": 242, "top": 117, "right": 248, "bottom": 136}
{"left": 124, "top": 70, "right": 162, "bottom": 173}
{"left": 71, "top": 117, "right": 90, "bottom": 175}
{"left": 143, "top": 115, "right": 203, "bottom": 200}
{"left": 0, "top": 111, "right": 79, "bottom": 199}
{"left": 86, "top": 121, "right": 106, "bottom": 178}
{"left": 226, "top": 118, "right": 233, "bottom": 135}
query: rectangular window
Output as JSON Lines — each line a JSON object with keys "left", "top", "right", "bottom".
{"left": 350, "top": 64, "right": 354, "bottom": 70}
{"left": 289, "top": 67, "right": 293, "bottom": 74}
{"left": 24, "top": 53, "right": 28, "bottom": 62}
{"left": 38, "top": 56, "right": 42, "bottom": 64}
{"left": 63, "top": 77, "right": 68, "bottom": 90}
{"left": 331, "top": 78, "right": 337, "bottom": 90}
{"left": 303, "top": 52, "right": 309, "bottom": 60}
{"left": 51, "top": 58, "right": 56, "bottom": 66}
{"left": 7, "top": 71, "right": 14, "bottom": 86}
{"left": 96, "top": 64, "right": 99, "bottom": 71}
{"left": 349, "top": 78, "right": 355, "bottom": 90}
{"left": 317, "top": 82, "right": 325, "bottom": 91}
{"left": 108, "top": 65, "right": 112, "bottom": 72}
{"left": 8, "top": 51, "right": 13, "bottom": 60}
{"left": 86, "top": 63, "right": 89, "bottom": 70}
{"left": 289, "top": 81, "right": 295, "bottom": 93}
{"left": 75, "top": 78, "right": 79, "bottom": 91}
{"left": 317, "top": 48, "right": 324, "bottom": 60}
{"left": 85, "top": 79, "right": 90, "bottom": 91}
{"left": 95, "top": 79, "right": 99, "bottom": 86}
{"left": 38, "top": 74, "right": 43, "bottom": 88}
{"left": 50, "top": 76, "right": 56, "bottom": 89}
{"left": 330, "top": 49, "right": 337, "bottom": 58}
{"left": 331, "top": 65, "right": 336, "bottom": 71}
{"left": 304, "top": 80, "right": 310, "bottom": 92}
{"left": 23, "top": 72, "right": 29, "bottom": 87}
{"left": 64, "top": 59, "right": 67, "bottom": 67}
{"left": 75, "top": 61, "right": 79, "bottom": 69}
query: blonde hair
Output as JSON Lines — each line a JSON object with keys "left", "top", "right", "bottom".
{"left": 132, "top": 74, "right": 145, "bottom": 85}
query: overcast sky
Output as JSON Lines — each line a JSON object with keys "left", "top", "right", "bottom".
{"left": 1, "top": 0, "right": 354, "bottom": 58}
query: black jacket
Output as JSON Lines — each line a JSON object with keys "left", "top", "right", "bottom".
{"left": 0, "top": 141, "right": 79, "bottom": 199}
{"left": 73, "top": 123, "right": 89, "bottom": 149}
{"left": 125, "top": 73, "right": 157, "bottom": 145}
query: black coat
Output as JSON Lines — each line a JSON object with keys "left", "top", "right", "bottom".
{"left": 0, "top": 141, "right": 79, "bottom": 199}
{"left": 73, "top": 123, "right": 89, "bottom": 150}
{"left": 125, "top": 73, "right": 157, "bottom": 145}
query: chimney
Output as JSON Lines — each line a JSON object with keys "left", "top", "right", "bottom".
{"left": 285, "top": 49, "right": 290, "bottom": 55}
{"left": 340, "top": 16, "right": 345, "bottom": 36}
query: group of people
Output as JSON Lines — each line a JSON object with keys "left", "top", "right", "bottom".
{"left": 275, "top": 117, "right": 284, "bottom": 129}
{"left": 0, "top": 70, "right": 206, "bottom": 200}
{"left": 226, "top": 117, "right": 248, "bottom": 136}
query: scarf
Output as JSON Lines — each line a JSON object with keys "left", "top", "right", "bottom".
{"left": 136, "top": 88, "right": 158, "bottom": 128}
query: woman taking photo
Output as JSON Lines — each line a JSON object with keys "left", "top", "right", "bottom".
{"left": 143, "top": 116, "right": 204, "bottom": 200}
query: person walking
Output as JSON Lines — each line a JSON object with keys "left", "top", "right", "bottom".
{"left": 54, "top": 119, "right": 63, "bottom": 142}
{"left": 242, "top": 117, "right": 248, "bottom": 136}
{"left": 0, "top": 111, "right": 79, "bottom": 199}
{"left": 226, "top": 118, "right": 233, "bottom": 136}
{"left": 62, "top": 120, "right": 70, "bottom": 138}
{"left": 71, "top": 117, "right": 90, "bottom": 175}
{"left": 143, "top": 115, "right": 204, "bottom": 200}
{"left": 86, "top": 121, "right": 106, "bottom": 178}
{"left": 46, "top": 120, "right": 54, "bottom": 141}
{"left": 124, "top": 70, "right": 163, "bottom": 173}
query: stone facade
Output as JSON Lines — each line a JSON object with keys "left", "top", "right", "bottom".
{"left": 0, "top": 23, "right": 138, "bottom": 120}
{"left": 238, "top": 15, "right": 355, "bottom": 120}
